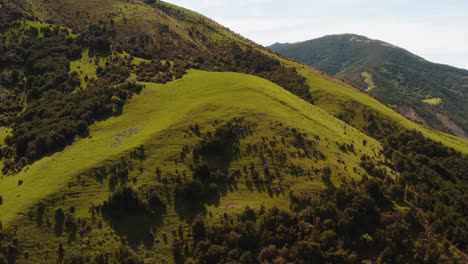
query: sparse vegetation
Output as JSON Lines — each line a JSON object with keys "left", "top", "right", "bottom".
{"left": 0, "top": 1, "right": 466, "bottom": 264}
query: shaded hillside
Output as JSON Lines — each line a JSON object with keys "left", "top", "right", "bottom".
{"left": 269, "top": 34, "right": 468, "bottom": 138}
{"left": 0, "top": 1, "right": 467, "bottom": 264}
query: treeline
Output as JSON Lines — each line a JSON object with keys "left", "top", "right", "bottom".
{"left": 336, "top": 104, "right": 468, "bottom": 259}
{"left": 360, "top": 109, "right": 467, "bottom": 254}
{"left": 77, "top": 23, "right": 115, "bottom": 56}
{"left": 195, "top": 43, "right": 313, "bottom": 103}
{"left": 178, "top": 177, "right": 451, "bottom": 263}
{"left": 382, "top": 130, "right": 468, "bottom": 251}
{"left": 0, "top": 19, "right": 150, "bottom": 172}
{"left": 1, "top": 22, "right": 80, "bottom": 127}
{"left": 0, "top": 17, "right": 171, "bottom": 171}
{"left": 2, "top": 77, "right": 143, "bottom": 173}
{"left": 136, "top": 60, "right": 186, "bottom": 83}
{"left": 0, "top": 3, "right": 22, "bottom": 30}
{"left": 112, "top": 6, "right": 313, "bottom": 103}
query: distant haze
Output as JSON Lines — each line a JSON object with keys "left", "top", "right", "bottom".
{"left": 168, "top": 0, "right": 468, "bottom": 70}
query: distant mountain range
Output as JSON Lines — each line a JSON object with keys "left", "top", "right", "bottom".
{"left": 269, "top": 34, "right": 468, "bottom": 138}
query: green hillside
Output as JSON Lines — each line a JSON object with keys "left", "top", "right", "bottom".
{"left": 269, "top": 34, "right": 468, "bottom": 138}
{"left": 0, "top": 69, "right": 380, "bottom": 224}
{"left": 0, "top": 1, "right": 467, "bottom": 264}
{"left": 0, "top": 70, "right": 389, "bottom": 262}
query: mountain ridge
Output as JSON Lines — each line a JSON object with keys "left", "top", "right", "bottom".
{"left": 269, "top": 34, "right": 468, "bottom": 138}
{"left": 270, "top": 33, "right": 468, "bottom": 70}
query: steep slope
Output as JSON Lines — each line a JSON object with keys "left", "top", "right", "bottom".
{"left": 0, "top": 70, "right": 377, "bottom": 225}
{"left": 269, "top": 34, "right": 468, "bottom": 137}
{"left": 0, "top": 0, "right": 313, "bottom": 172}
{"left": 0, "top": 70, "right": 389, "bottom": 263}
{"left": 0, "top": 1, "right": 467, "bottom": 264}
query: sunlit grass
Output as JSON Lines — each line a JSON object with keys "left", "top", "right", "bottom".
{"left": 0, "top": 70, "right": 382, "bottom": 227}
{"left": 361, "top": 71, "right": 376, "bottom": 92}
{"left": 422, "top": 97, "right": 442, "bottom": 105}
{"left": 276, "top": 57, "right": 468, "bottom": 153}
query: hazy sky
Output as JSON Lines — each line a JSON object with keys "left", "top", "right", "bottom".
{"left": 168, "top": 0, "right": 468, "bottom": 70}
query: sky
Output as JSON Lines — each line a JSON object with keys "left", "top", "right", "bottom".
{"left": 168, "top": 0, "right": 468, "bottom": 70}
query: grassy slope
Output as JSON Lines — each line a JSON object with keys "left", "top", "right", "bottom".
{"left": 0, "top": 127, "right": 10, "bottom": 144}
{"left": 0, "top": 70, "right": 382, "bottom": 227}
{"left": 0, "top": 127, "right": 11, "bottom": 170}
{"left": 277, "top": 57, "right": 468, "bottom": 154}
{"left": 16, "top": 1, "right": 467, "bottom": 150}
{"left": 2, "top": 0, "right": 465, "bottom": 231}
{"left": 30, "top": 0, "right": 464, "bottom": 149}
{"left": 1, "top": 70, "right": 391, "bottom": 263}
{"left": 69, "top": 49, "right": 100, "bottom": 87}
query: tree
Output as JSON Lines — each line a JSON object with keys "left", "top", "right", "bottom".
{"left": 198, "top": 245, "right": 227, "bottom": 264}
{"left": 148, "top": 191, "right": 166, "bottom": 214}
{"left": 258, "top": 245, "right": 277, "bottom": 263}
{"left": 193, "top": 163, "right": 210, "bottom": 182}
{"left": 177, "top": 179, "right": 203, "bottom": 201}
{"left": 57, "top": 242, "right": 65, "bottom": 263}
{"left": 291, "top": 241, "right": 323, "bottom": 264}
{"left": 239, "top": 252, "right": 255, "bottom": 264}
{"left": 54, "top": 207, "right": 65, "bottom": 236}
{"left": 192, "top": 215, "right": 206, "bottom": 242}
{"left": 172, "top": 239, "right": 184, "bottom": 259}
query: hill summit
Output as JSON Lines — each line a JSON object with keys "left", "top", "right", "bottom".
{"left": 269, "top": 34, "right": 468, "bottom": 138}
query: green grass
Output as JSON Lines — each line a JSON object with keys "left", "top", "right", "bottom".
{"left": 70, "top": 50, "right": 154, "bottom": 87}
{"left": 0, "top": 70, "right": 382, "bottom": 226}
{"left": 276, "top": 57, "right": 468, "bottom": 154}
{"left": 309, "top": 73, "right": 467, "bottom": 152}
{"left": 70, "top": 49, "right": 102, "bottom": 88}
{"left": 422, "top": 97, "right": 443, "bottom": 105}
{"left": 23, "top": 19, "right": 77, "bottom": 38}
{"left": 23, "top": 20, "right": 48, "bottom": 38}
{"left": 0, "top": 127, "right": 11, "bottom": 170}
{"left": 0, "top": 127, "right": 10, "bottom": 144}
{"left": 1, "top": 69, "right": 391, "bottom": 263}
{"left": 361, "top": 71, "right": 376, "bottom": 92}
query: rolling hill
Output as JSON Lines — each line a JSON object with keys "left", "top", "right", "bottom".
{"left": 0, "top": 1, "right": 467, "bottom": 263}
{"left": 269, "top": 34, "right": 468, "bottom": 138}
